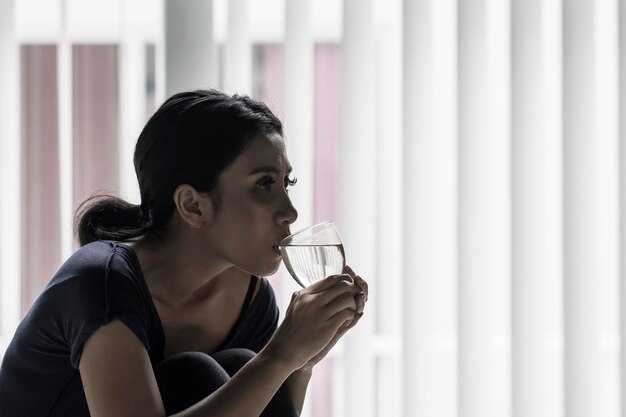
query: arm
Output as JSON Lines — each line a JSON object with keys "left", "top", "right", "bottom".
{"left": 80, "top": 320, "right": 297, "bottom": 417}
{"left": 179, "top": 346, "right": 297, "bottom": 417}
{"left": 286, "top": 368, "right": 312, "bottom": 415}
{"left": 80, "top": 276, "right": 361, "bottom": 417}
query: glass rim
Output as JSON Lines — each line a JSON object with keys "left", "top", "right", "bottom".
{"left": 278, "top": 220, "right": 337, "bottom": 247}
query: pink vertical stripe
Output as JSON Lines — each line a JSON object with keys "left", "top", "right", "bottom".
{"left": 20, "top": 45, "right": 62, "bottom": 315}
{"left": 262, "top": 44, "right": 284, "bottom": 120}
{"left": 313, "top": 44, "right": 341, "bottom": 226}
{"left": 72, "top": 45, "right": 120, "bottom": 224}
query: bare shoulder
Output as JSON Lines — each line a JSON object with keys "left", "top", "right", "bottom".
{"left": 79, "top": 320, "right": 165, "bottom": 417}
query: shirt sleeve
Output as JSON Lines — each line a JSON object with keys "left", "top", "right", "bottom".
{"left": 40, "top": 249, "right": 152, "bottom": 369}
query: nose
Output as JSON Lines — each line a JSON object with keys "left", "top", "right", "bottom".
{"left": 277, "top": 197, "right": 298, "bottom": 227}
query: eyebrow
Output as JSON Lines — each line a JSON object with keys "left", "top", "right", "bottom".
{"left": 248, "top": 165, "right": 293, "bottom": 176}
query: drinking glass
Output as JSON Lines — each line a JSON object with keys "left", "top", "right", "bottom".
{"left": 278, "top": 221, "right": 346, "bottom": 288}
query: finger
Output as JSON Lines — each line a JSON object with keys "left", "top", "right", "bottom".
{"left": 344, "top": 265, "right": 367, "bottom": 298}
{"left": 332, "top": 311, "right": 362, "bottom": 341}
{"left": 324, "top": 292, "right": 358, "bottom": 318}
{"left": 346, "top": 311, "right": 364, "bottom": 329}
{"left": 354, "top": 275, "right": 369, "bottom": 302}
{"left": 315, "top": 280, "right": 361, "bottom": 305}
{"left": 355, "top": 291, "right": 366, "bottom": 313}
{"left": 343, "top": 265, "right": 356, "bottom": 281}
{"left": 306, "top": 314, "right": 360, "bottom": 369}
{"left": 305, "top": 274, "right": 351, "bottom": 294}
{"left": 329, "top": 307, "right": 357, "bottom": 330}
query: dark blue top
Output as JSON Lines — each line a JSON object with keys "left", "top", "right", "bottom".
{"left": 0, "top": 240, "right": 279, "bottom": 417}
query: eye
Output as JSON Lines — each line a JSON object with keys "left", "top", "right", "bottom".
{"left": 284, "top": 176, "right": 298, "bottom": 192}
{"left": 255, "top": 176, "right": 276, "bottom": 192}
{"left": 255, "top": 176, "right": 298, "bottom": 193}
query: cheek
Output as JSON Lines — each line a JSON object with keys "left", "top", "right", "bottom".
{"left": 215, "top": 208, "right": 263, "bottom": 249}
{"left": 216, "top": 192, "right": 279, "bottom": 268}
{"left": 217, "top": 196, "right": 256, "bottom": 232}
{"left": 231, "top": 223, "right": 283, "bottom": 276}
{"left": 224, "top": 194, "right": 274, "bottom": 232}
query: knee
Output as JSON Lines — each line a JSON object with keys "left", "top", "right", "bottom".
{"left": 229, "top": 348, "right": 256, "bottom": 361}
{"left": 211, "top": 348, "right": 256, "bottom": 377}
{"left": 155, "top": 352, "right": 230, "bottom": 415}
{"left": 156, "top": 351, "right": 228, "bottom": 386}
{"left": 165, "top": 351, "right": 216, "bottom": 369}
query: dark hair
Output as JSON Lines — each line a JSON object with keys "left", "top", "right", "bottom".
{"left": 75, "top": 89, "right": 283, "bottom": 247}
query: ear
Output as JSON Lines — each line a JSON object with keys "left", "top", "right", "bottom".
{"left": 172, "top": 184, "right": 214, "bottom": 228}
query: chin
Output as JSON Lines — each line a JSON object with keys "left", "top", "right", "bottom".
{"left": 257, "top": 259, "right": 282, "bottom": 277}
{"left": 254, "top": 258, "right": 281, "bottom": 277}
{"left": 240, "top": 257, "right": 282, "bottom": 278}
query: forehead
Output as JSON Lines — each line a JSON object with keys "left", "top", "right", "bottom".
{"left": 228, "top": 133, "right": 291, "bottom": 175}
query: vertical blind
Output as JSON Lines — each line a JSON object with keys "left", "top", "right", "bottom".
{"left": 512, "top": 1, "right": 564, "bottom": 417}
{"left": 0, "top": 0, "right": 625, "bottom": 416}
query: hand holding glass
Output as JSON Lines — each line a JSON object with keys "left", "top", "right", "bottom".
{"left": 278, "top": 221, "right": 346, "bottom": 288}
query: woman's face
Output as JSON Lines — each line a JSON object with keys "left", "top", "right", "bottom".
{"left": 203, "top": 132, "right": 298, "bottom": 277}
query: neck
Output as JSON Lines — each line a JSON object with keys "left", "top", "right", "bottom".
{"left": 127, "top": 227, "right": 232, "bottom": 307}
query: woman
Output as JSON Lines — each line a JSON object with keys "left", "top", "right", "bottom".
{"left": 0, "top": 89, "right": 368, "bottom": 416}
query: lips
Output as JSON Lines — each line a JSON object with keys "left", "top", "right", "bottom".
{"left": 275, "top": 235, "right": 290, "bottom": 247}
{"left": 273, "top": 233, "right": 290, "bottom": 256}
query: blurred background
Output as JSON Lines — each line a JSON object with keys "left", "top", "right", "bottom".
{"left": 0, "top": 0, "right": 624, "bottom": 416}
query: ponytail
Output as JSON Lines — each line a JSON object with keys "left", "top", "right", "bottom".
{"left": 74, "top": 195, "right": 150, "bottom": 247}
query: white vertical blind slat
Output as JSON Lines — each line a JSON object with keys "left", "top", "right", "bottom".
{"left": 620, "top": 0, "right": 626, "bottom": 413}
{"left": 402, "top": 0, "right": 458, "bottom": 416}
{"left": 154, "top": 0, "right": 166, "bottom": 105}
{"left": 340, "top": 1, "right": 377, "bottom": 416}
{"left": 283, "top": 0, "right": 313, "bottom": 233}
{"left": 119, "top": 2, "right": 145, "bottom": 204}
{"left": 58, "top": 0, "right": 73, "bottom": 259}
{"left": 511, "top": 0, "right": 564, "bottom": 416}
{"left": 458, "top": 0, "right": 512, "bottom": 416}
{"left": 564, "top": 0, "right": 621, "bottom": 415}
{"left": 563, "top": 12, "right": 596, "bottom": 415}
{"left": 165, "top": 0, "right": 218, "bottom": 97}
{"left": 594, "top": 0, "right": 621, "bottom": 415}
{"left": 0, "top": 0, "right": 21, "bottom": 357}
{"left": 377, "top": 0, "right": 402, "bottom": 340}
{"left": 283, "top": 1, "right": 314, "bottom": 416}
{"left": 224, "top": 0, "right": 251, "bottom": 95}
{"left": 376, "top": 0, "right": 402, "bottom": 416}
